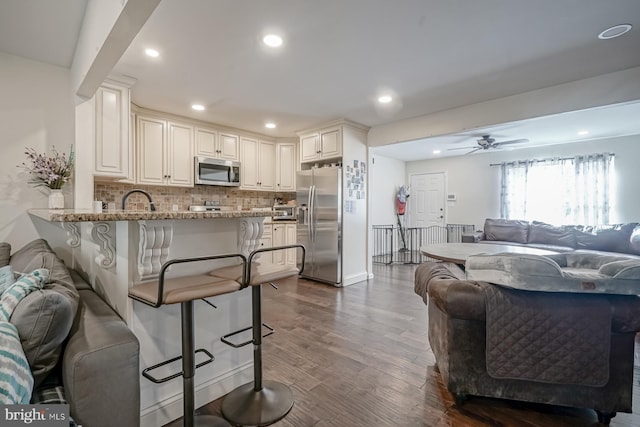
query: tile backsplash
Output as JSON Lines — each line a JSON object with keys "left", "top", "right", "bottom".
{"left": 95, "top": 182, "right": 296, "bottom": 211}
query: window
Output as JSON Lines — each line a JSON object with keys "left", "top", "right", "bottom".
{"left": 500, "top": 153, "right": 614, "bottom": 225}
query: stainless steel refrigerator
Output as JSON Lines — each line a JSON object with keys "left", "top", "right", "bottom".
{"left": 297, "top": 167, "right": 342, "bottom": 285}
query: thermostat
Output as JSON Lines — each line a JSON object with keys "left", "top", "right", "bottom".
{"left": 447, "top": 194, "right": 457, "bottom": 201}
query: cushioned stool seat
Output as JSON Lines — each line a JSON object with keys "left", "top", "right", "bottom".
{"left": 466, "top": 251, "right": 640, "bottom": 294}
{"left": 129, "top": 274, "right": 241, "bottom": 305}
{"left": 209, "top": 263, "right": 299, "bottom": 285}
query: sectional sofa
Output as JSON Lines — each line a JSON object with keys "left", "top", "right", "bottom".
{"left": 1, "top": 239, "right": 140, "bottom": 427}
{"left": 463, "top": 218, "right": 640, "bottom": 257}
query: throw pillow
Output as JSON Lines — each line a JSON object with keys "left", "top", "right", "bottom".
{"left": 9, "top": 240, "right": 79, "bottom": 388}
{"left": 0, "top": 321, "right": 33, "bottom": 404}
{"left": 0, "top": 265, "right": 14, "bottom": 295}
{"left": 528, "top": 221, "right": 577, "bottom": 248}
{"left": 483, "top": 219, "right": 530, "bottom": 243}
{"left": 574, "top": 223, "right": 637, "bottom": 253}
{"left": 629, "top": 226, "right": 640, "bottom": 255}
{"left": 0, "top": 269, "right": 49, "bottom": 322}
{"left": 0, "top": 268, "right": 47, "bottom": 404}
{"left": 0, "top": 242, "right": 9, "bottom": 267}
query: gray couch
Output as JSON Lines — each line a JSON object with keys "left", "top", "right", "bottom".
{"left": 3, "top": 239, "right": 140, "bottom": 427}
{"left": 414, "top": 261, "right": 640, "bottom": 424}
{"left": 464, "top": 218, "right": 640, "bottom": 257}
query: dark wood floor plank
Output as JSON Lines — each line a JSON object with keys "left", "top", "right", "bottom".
{"left": 165, "top": 264, "right": 640, "bottom": 426}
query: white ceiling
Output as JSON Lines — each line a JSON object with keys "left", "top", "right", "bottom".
{"left": 373, "top": 101, "right": 640, "bottom": 161}
{"left": 0, "top": 0, "right": 87, "bottom": 68}
{"left": 2, "top": 0, "right": 640, "bottom": 161}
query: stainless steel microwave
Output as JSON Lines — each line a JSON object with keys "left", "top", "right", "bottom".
{"left": 194, "top": 157, "right": 241, "bottom": 186}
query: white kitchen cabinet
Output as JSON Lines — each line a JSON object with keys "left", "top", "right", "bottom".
{"left": 240, "top": 137, "right": 275, "bottom": 191}
{"left": 300, "top": 134, "right": 319, "bottom": 163}
{"left": 285, "top": 224, "right": 297, "bottom": 266}
{"left": 137, "top": 115, "right": 194, "bottom": 187}
{"left": 166, "top": 121, "right": 194, "bottom": 186}
{"left": 195, "top": 127, "right": 239, "bottom": 161}
{"left": 276, "top": 142, "right": 296, "bottom": 191}
{"left": 93, "top": 80, "right": 133, "bottom": 179}
{"left": 299, "top": 127, "right": 342, "bottom": 163}
{"left": 272, "top": 223, "right": 297, "bottom": 266}
{"left": 259, "top": 222, "right": 273, "bottom": 264}
{"left": 272, "top": 224, "right": 286, "bottom": 265}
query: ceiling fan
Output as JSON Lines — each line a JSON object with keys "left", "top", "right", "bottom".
{"left": 447, "top": 134, "right": 530, "bottom": 154}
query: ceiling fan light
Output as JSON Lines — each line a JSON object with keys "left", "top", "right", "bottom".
{"left": 598, "top": 24, "right": 632, "bottom": 40}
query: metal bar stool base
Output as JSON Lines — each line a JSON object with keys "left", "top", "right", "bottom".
{"left": 221, "top": 380, "right": 294, "bottom": 426}
{"left": 174, "top": 415, "right": 231, "bottom": 427}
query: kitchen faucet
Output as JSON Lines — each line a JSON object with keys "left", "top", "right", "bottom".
{"left": 121, "top": 189, "right": 156, "bottom": 211}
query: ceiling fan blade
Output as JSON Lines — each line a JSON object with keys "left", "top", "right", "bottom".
{"left": 447, "top": 146, "right": 477, "bottom": 151}
{"left": 466, "top": 147, "right": 482, "bottom": 155}
{"left": 496, "top": 138, "right": 529, "bottom": 146}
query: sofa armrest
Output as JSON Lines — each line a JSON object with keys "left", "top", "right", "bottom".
{"left": 62, "top": 271, "right": 140, "bottom": 427}
{"left": 415, "top": 262, "right": 485, "bottom": 320}
{"left": 462, "top": 231, "right": 484, "bottom": 243}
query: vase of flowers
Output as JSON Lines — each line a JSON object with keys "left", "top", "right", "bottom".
{"left": 19, "top": 146, "right": 74, "bottom": 209}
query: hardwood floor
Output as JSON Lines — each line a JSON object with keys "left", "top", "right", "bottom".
{"left": 168, "top": 264, "right": 640, "bottom": 427}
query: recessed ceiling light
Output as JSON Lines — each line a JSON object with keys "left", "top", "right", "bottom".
{"left": 145, "top": 48, "right": 159, "bottom": 57}
{"left": 265, "top": 122, "right": 276, "bottom": 129}
{"left": 378, "top": 95, "right": 393, "bottom": 104}
{"left": 598, "top": 24, "right": 632, "bottom": 40}
{"left": 263, "top": 34, "right": 283, "bottom": 48}
{"left": 433, "top": 150, "right": 441, "bottom": 154}
{"left": 191, "top": 104, "right": 205, "bottom": 111}
{"left": 577, "top": 130, "right": 589, "bottom": 136}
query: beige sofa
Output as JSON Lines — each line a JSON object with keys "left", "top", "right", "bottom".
{"left": 3, "top": 239, "right": 140, "bottom": 427}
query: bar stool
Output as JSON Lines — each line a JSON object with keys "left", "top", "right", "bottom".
{"left": 208, "top": 244, "right": 306, "bottom": 427}
{"left": 128, "top": 253, "right": 246, "bottom": 427}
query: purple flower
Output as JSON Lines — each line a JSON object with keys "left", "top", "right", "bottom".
{"left": 18, "top": 146, "right": 74, "bottom": 190}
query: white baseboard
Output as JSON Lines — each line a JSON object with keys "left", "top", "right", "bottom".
{"left": 140, "top": 363, "right": 252, "bottom": 427}
{"left": 342, "top": 272, "right": 369, "bottom": 286}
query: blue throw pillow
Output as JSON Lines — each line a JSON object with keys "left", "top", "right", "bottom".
{"left": 0, "top": 268, "right": 48, "bottom": 404}
{"left": 0, "top": 265, "right": 14, "bottom": 295}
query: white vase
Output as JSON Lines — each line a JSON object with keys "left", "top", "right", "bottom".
{"left": 48, "top": 189, "right": 65, "bottom": 209}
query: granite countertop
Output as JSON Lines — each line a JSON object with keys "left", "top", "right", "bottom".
{"left": 28, "top": 209, "right": 280, "bottom": 222}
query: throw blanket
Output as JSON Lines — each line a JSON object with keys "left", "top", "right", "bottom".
{"left": 482, "top": 282, "right": 612, "bottom": 387}
{"left": 0, "top": 269, "right": 48, "bottom": 404}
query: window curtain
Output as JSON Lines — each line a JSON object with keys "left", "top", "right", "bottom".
{"left": 500, "top": 153, "right": 613, "bottom": 225}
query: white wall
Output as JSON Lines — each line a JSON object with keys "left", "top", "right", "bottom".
{"left": 341, "top": 125, "right": 369, "bottom": 286}
{"left": 369, "top": 154, "right": 406, "bottom": 226}
{"left": 0, "top": 52, "right": 74, "bottom": 248}
{"left": 405, "top": 135, "right": 640, "bottom": 229}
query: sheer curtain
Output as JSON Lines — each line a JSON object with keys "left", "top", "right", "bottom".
{"left": 500, "top": 153, "right": 613, "bottom": 225}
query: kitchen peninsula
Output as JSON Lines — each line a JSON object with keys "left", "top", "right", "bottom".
{"left": 29, "top": 208, "right": 278, "bottom": 427}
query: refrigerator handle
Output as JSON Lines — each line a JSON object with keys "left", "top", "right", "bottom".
{"left": 309, "top": 184, "right": 316, "bottom": 242}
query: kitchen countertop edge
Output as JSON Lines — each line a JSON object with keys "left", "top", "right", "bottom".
{"left": 28, "top": 209, "right": 281, "bottom": 223}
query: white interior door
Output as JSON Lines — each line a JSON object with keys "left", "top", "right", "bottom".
{"left": 409, "top": 173, "right": 445, "bottom": 227}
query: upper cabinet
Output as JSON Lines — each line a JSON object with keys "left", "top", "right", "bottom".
{"left": 299, "top": 126, "right": 342, "bottom": 163}
{"left": 195, "top": 127, "right": 239, "bottom": 161}
{"left": 93, "top": 78, "right": 135, "bottom": 179}
{"left": 137, "top": 115, "right": 194, "bottom": 187}
{"left": 276, "top": 142, "right": 296, "bottom": 192}
{"left": 240, "top": 137, "right": 275, "bottom": 191}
